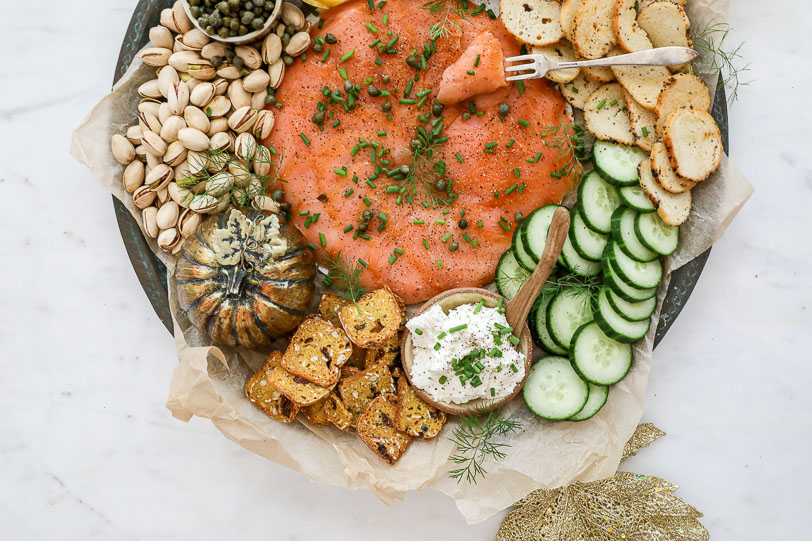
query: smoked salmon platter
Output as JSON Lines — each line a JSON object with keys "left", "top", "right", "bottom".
{"left": 110, "top": 0, "right": 727, "bottom": 467}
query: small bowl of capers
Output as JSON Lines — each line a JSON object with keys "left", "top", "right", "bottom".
{"left": 182, "top": 0, "right": 283, "bottom": 45}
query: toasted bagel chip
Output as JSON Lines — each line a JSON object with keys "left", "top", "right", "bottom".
{"left": 531, "top": 40, "right": 580, "bottom": 83}
{"left": 317, "top": 292, "right": 351, "bottom": 328}
{"left": 357, "top": 394, "right": 412, "bottom": 465}
{"left": 638, "top": 158, "right": 692, "bottom": 225}
{"left": 650, "top": 142, "right": 696, "bottom": 193}
{"left": 282, "top": 315, "right": 353, "bottom": 388}
{"left": 364, "top": 331, "right": 401, "bottom": 368}
{"left": 623, "top": 89, "right": 657, "bottom": 151}
{"left": 339, "top": 362, "right": 396, "bottom": 425}
{"left": 560, "top": 71, "right": 604, "bottom": 109}
{"left": 640, "top": 0, "right": 686, "bottom": 7}
{"left": 245, "top": 351, "right": 300, "bottom": 423}
{"left": 581, "top": 61, "right": 616, "bottom": 83}
{"left": 611, "top": 63, "right": 670, "bottom": 110}
{"left": 395, "top": 379, "right": 447, "bottom": 439}
{"left": 663, "top": 108, "right": 723, "bottom": 182}
{"left": 572, "top": 0, "right": 616, "bottom": 59}
{"left": 303, "top": 395, "right": 332, "bottom": 425}
{"left": 267, "top": 366, "right": 333, "bottom": 406}
{"left": 560, "top": 0, "right": 582, "bottom": 39}
{"left": 339, "top": 288, "right": 405, "bottom": 348}
{"left": 614, "top": 0, "right": 653, "bottom": 52}
{"left": 501, "top": 0, "right": 565, "bottom": 46}
{"left": 324, "top": 393, "right": 354, "bottom": 431}
{"left": 655, "top": 73, "right": 711, "bottom": 136}
{"left": 637, "top": 1, "right": 691, "bottom": 50}
{"left": 584, "top": 83, "right": 635, "bottom": 145}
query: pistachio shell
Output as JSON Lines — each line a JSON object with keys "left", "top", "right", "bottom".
{"left": 276, "top": 23, "right": 287, "bottom": 38}
{"left": 111, "top": 134, "right": 136, "bottom": 164}
{"left": 168, "top": 50, "right": 200, "bottom": 72}
{"left": 135, "top": 145, "right": 148, "bottom": 162}
{"left": 206, "top": 117, "right": 230, "bottom": 136}
{"left": 156, "top": 200, "right": 180, "bottom": 229}
{"left": 172, "top": 1, "right": 194, "bottom": 33}
{"left": 179, "top": 28, "right": 209, "bottom": 50}
{"left": 281, "top": 3, "right": 305, "bottom": 30}
{"left": 157, "top": 66, "right": 180, "bottom": 98}
{"left": 242, "top": 70, "right": 271, "bottom": 93}
{"left": 201, "top": 42, "right": 227, "bottom": 60}
{"left": 253, "top": 145, "right": 272, "bottom": 176}
{"left": 146, "top": 151, "right": 162, "bottom": 171}
{"left": 234, "top": 132, "right": 257, "bottom": 161}
{"left": 138, "top": 79, "right": 162, "bottom": 99}
{"left": 251, "top": 91, "right": 267, "bottom": 110}
{"left": 138, "top": 100, "right": 161, "bottom": 118}
{"left": 179, "top": 209, "right": 202, "bottom": 238}
{"left": 142, "top": 206, "right": 160, "bottom": 238}
{"left": 214, "top": 198, "right": 231, "bottom": 214}
{"left": 158, "top": 103, "right": 172, "bottom": 124}
{"left": 149, "top": 25, "right": 175, "bottom": 49}
{"left": 190, "top": 82, "right": 215, "bottom": 107}
{"left": 285, "top": 32, "right": 311, "bottom": 57}
{"left": 168, "top": 181, "right": 194, "bottom": 208}
{"left": 157, "top": 227, "right": 181, "bottom": 251}
{"left": 235, "top": 46, "right": 263, "bottom": 70}
{"left": 206, "top": 171, "right": 235, "bottom": 196}
{"left": 262, "top": 33, "right": 282, "bottom": 65}
{"left": 252, "top": 109, "right": 275, "bottom": 140}
{"left": 163, "top": 140, "right": 188, "bottom": 167}
{"left": 140, "top": 47, "right": 172, "bottom": 67}
{"left": 210, "top": 131, "right": 232, "bottom": 152}
{"left": 205, "top": 95, "right": 232, "bottom": 118}
{"left": 139, "top": 111, "right": 162, "bottom": 134}
{"left": 268, "top": 58, "right": 285, "bottom": 89}
{"left": 133, "top": 185, "right": 157, "bottom": 209}
{"left": 123, "top": 160, "right": 146, "bottom": 193}
{"left": 227, "top": 79, "right": 252, "bottom": 110}
{"left": 126, "top": 125, "right": 143, "bottom": 146}
{"left": 160, "top": 8, "right": 180, "bottom": 33}
{"left": 228, "top": 106, "right": 258, "bottom": 134}
{"left": 216, "top": 65, "right": 242, "bottom": 80}
{"left": 146, "top": 163, "right": 174, "bottom": 191}
{"left": 178, "top": 128, "right": 210, "bottom": 152}
{"left": 186, "top": 151, "right": 208, "bottom": 175}
{"left": 141, "top": 130, "right": 167, "bottom": 157}
{"left": 253, "top": 194, "right": 280, "bottom": 213}
{"left": 212, "top": 78, "right": 230, "bottom": 96}
{"left": 183, "top": 105, "right": 210, "bottom": 133}
{"left": 155, "top": 187, "right": 171, "bottom": 208}
{"left": 160, "top": 115, "right": 186, "bottom": 143}
{"left": 167, "top": 82, "right": 189, "bottom": 115}
{"left": 187, "top": 60, "right": 216, "bottom": 81}
{"left": 189, "top": 194, "right": 219, "bottom": 213}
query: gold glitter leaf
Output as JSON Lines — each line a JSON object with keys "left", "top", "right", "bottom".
{"left": 621, "top": 422, "right": 667, "bottom": 463}
{"left": 496, "top": 472, "right": 708, "bottom": 541}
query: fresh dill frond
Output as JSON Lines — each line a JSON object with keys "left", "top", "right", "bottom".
{"left": 541, "top": 118, "right": 592, "bottom": 185}
{"left": 321, "top": 250, "right": 366, "bottom": 308}
{"left": 423, "top": 0, "right": 480, "bottom": 40}
{"left": 533, "top": 273, "right": 602, "bottom": 310}
{"left": 447, "top": 405, "right": 522, "bottom": 484}
{"left": 691, "top": 19, "right": 751, "bottom": 103}
{"left": 399, "top": 133, "right": 458, "bottom": 207}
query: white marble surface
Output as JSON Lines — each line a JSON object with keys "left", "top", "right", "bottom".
{"left": 1, "top": 1, "right": 811, "bottom": 539}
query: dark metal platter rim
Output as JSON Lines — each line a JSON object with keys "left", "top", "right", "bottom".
{"left": 113, "top": 0, "right": 725, "bottom": 347}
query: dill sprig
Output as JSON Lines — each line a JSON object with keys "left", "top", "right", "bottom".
{"left": 541, "top": 118, "right": 591, "bottom": 184}
{"left": 448, "top": 405, "right": 523, "bottom": 484}
{"left": 423, "top": 0, "right": 480, "bottom": 40}
{"left": 399, "top": 134, "right": 458, "bottom": 207}
{"left": 533, "top": 273, "right": 602, "bottom": 310}
{"left": 321, "top": 250, "right": 366, "bottom": 308}
{"left": 691, "top": 19, "right": 751, "bottom": 103}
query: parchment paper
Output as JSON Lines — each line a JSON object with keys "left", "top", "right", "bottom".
{"left": 71, "top": 0, "right": 751, "bottom": 524}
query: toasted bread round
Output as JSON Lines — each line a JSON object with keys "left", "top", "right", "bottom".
{"left": 245, "top": 351, "right": 301, "bottom": 423}
{"left": 357, "top": 394, "right": 412, "bottom": 465}
{"left": 584, "top": 83, "right": 635, "bottom": 145}
{"left": 501, "top": 0, "right": 564, "bottom": 46}
{"left": 532, "top": 40, "right": 580, "bottom": 83}
{"left": 581, "top": 60, "right": 616, "bottom": 83}
{"left": 623, "top": 89, "right": 657, "bottom": 151}
{"left": 650, "top": 142, "right": 696, "bottom": 193}
{"left": 560, "top": 0, "right": 582, "bottom": 39}
{"left": 638, "top": 157, "right": 692, "bottom": 226}
{"left": 611, "top": 63, "right": 670, "bottom": 110}
{"left": 663, "top": 108, "right": 723, "bottom": 182}
{"left": 267, "top": 366, "right": 333, "bottom": 406}
{"left": 559, "top": 71, "right": 604, "bottom": 109}
{"left": 655, "top": 73, "right": 711, "bottom": 136}
{"left": 281, "top": 315, "right": 352, "bottom": 387}
{"left": 637, "top": 1, "right": 691, "bottom": 50}
{"left": 572, "top": 0, "right": 616, "bottom": 59}
{"left": 395, "top": 378, "right": 446, "bottom": 439}
{"left": 614, "top": 0, "right": 653, "bottom": 52}
{"left": 339, "top": 287, "right": 405, "bottom": 348}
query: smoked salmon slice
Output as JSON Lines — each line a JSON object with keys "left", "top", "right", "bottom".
{"left": 264, "top": 0, "right": 574, "bottom": 304}
{"left": 437, "top": 30, "right": 508, "bottom": 105}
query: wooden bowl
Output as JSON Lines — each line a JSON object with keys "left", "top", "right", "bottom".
{"left": 400, "top": 288, "right": 533, "bottom": 416}
{"left": 182, "top": 0, "right": 283, "bottom": 45}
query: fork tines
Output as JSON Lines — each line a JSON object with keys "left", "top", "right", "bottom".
{"left": 504, "top": 54, "right": 540, "bottom": 82}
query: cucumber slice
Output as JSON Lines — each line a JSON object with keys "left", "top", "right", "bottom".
{"left": 521, "top": 204, "right": 561, "bottom": 263}
{"left": 568, "top": 383, "right": 608, "bottom": 421}
{"left": 635, "top": 211, "right": 680, "bottom": 256}
{"left": 606, "top": 287, "right": 656, "bottom": 321}
{"left": 570, "top": 321, "right": 632, "bottom": 385}
{"left": 611, "top": 207, "right": 658, "bottom": 263}
{"left": 570, "top": 208, "right": 608, "bottom": 262}
{"left": 578, "top": 171, "right": 621, "bottom": 234}
{"left": 530, "top": 292, "right": 568, "bottom": 356}
{"left": 594, "top": 287, "right": 651, "bottom": 343}
{"left": 559, "top": 235, "right": 603, "bottom": 277}
{"left": 496, "top": 250, "right": 530, "bottom": 300}
{"left": 546, "top": 289, "right": 594, "bottom": 351}
{"left": 619, "top": 185, "right": 656, "bottom": 213}
{"left": 511, "top": 219, "right": 537, "bottom": 272}
{"left": 593, "top": 140, "right": 648, "bottom": 187}
{"left": 604, "top": 241, "right": 662, "bottom": 289}
{"left": 523, "top": 356, "right": 590, "bottom": 420}
{"left": 604, "top": 262, "right": 657, "bottom": 302}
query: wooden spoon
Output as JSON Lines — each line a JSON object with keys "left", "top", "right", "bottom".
{"left": 505, "top": 206, "right": 571, "bottom": 337}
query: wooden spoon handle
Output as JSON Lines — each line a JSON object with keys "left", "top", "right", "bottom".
{"left": 505, "top": 207, "right": 571, "bottom": 335}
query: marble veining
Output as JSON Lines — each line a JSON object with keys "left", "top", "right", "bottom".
{"left": 1, "top": 1, "right": 811, "bottom": 539}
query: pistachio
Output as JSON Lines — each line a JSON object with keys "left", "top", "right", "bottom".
{"left": 242, "top": 70, "right": 271, "bottom": 93}
{"left": 253, "top": 145, "right": 272, "bottom": 176}
{"left": 205, "top": 95, "right": 232, "bottom": 118}
{"left": 201, "top": 42, "right": 227, "bottom": 60}
{"left": 228, "top": 106, "right": 258, "bottom": 134}
{"left": 172, "top": 40, "right": 184, "bottom": 54}
{"left": 186, "top": 151, "right": 208, "bottom": 175}
{"left": 142, "top": 130, "right": 167, "bottom": 157}
{"left": 133, "top": 185, "right": 158, "bottom": 209}
{"left": 183, "top": 105, "right": 211, "bottom": 133}
{"left": 135, "top": 145, "right": 148, "bottom": 162}
{"left": 166, "top": 82, "right": 189, "bottom": 115}
{"left": 138, "top": 100, "right": 161, "bottom": 118}
{"left": 251, "top": 91, "right": 267, "bottom": 110}
{"left": 189, "top": 194, "right": 219, "bottom": 213}
{"left": 168, "top": 50, "right": 200, "bottom": 72}
{"left": 149, "top": 25, "right": 175, "bottom": 49}
{"left": 285, "top": 32, "right": 311, "bottom": 57}
{"left": 262, "top": 33, "right": 283, "bottom": 65}
{"left": 155, "top": 187, "right": 171, "bottom": 208}
{"left": 111, "top": 134, "right": 136, "bottom": 164}
{"left": 146, "top": 150, "right": 162, "bottom": 172}
{"left": 276, "top": 23, "right": 287, "bottom": 38}
{"left": 214, "top": 198, "right": 231, "bottom": 214}
{"left": 157, "top": 227, "right": 181, "bottom": 251}
{"left": 160, "top": 115, "right": 187, "bottom": 143}
{"left": 142, "top": 206, "right": 160, "bottom": 238}
{"left": 178, "top": 127, "right": 210, "bottom": 152}
{"left": 179, "top": 209, "right": 202, "bottom": 238}
{"left": 168, "top": 181, "right": 194, "bottom": 208}
{"left": 171, "top": 238, "right": 185, "bottom": 255}
{"left": 235, "top": 46, "right": 263, "bottom": 70}
{"left": 156, "top": 67, "right": 179, "bottom": 99}
{"left": 227, "top": 79, "right": 252, "bottom": 110}
{"left": 158, "top": 103, "right": 173, "bottom": 124}
{"left": 206, "top": 171, "right": 235, "bottom": 196}
{"left": 146, "top": 163, "right": 174, "bottom": 191}
{"left": 206, "top": 116, "right": 229, "bottom": 136}
{"left": 163, "top": 140, "right": 188, "bottom": 166}
{"left": 235, "top": 132, "right": 257, "bottom": 161}
{"left": 179, "top": 28, "right": 210, "bottom": 51}
{"left": 160, "top": 8, "right": 180, "bottom": 33}
{"left": 156, "top": 200, "right": 181, "bottom": 230}
{"left": 212, "top": 78, "right": 230, "bottom": 96}
{"left": 190, "top": 82, "right": 215, "bottom": 107}
{"left": 228, "top": 160, "right": 250, "bottom": 181}
{"left": 171, "top": 1, "right": 194, "bottom": 33}
{"left": 139, "top": 111, "right": 162, "bottom": 134}
{"left": 140, "top": 47, "right": 172, "bottom": 67}
{"left": 268, "top": 58, "right": 285, "bottom": 89}
{"left": 138, "top": 79, "right": 162, "bottom": 99}
{"left": 187, "top": 60, "right": 216, "bottom": 80}
{"left": 253, "top": 193, "right": 281, "bottom": 213}
{"left": 123, "top": 160, "right": 146, "bottom": 193}
{"left": 206, "top": 152, "right": 227, "bottom": 173}
{"left": 126, "top": 125, "right": 143, "bottom": 145}
{"left": 252, "top": 109, "right": 275, "bottom": 140}
{"left": 282, "top": 3, "right": 306, "bottom": 30}
{"left": 216, "top": 64, "right": 242, "bottom": 80}
{"left": 210, "top": 131, "right": 233, "bottom": 152}
{"left": 187, "top": 77, "right": 203, "bottom": 93}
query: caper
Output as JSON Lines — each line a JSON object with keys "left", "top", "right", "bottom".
{"left": 282, "top": 54, "right": 294, "bottom": 66}
{"left": 411, "top": 139, "right": 421, "bottom": 150}
{"left": 317, "top": 193, "right": 329, "bottom": 203}
{"left": 312, "top": 111, "right": 325, "bottom": 125}
{"left": 230, "top": 18, "right": 240, "bottom": 31}
{"left": 436, "top": 180, "right": 447, "bottom": 191}
{"left": 271, "top": 189, "right": 284, "bottom": 201}
{"left": 218, "top": 26, "right": 230, "bottom": 38}
{"left": 233, "top": 56, "right": 245, "bottom": 68}
{"left": 190, "top": 0, "right": 201, "bottom": 5}
{"left": 205, "top": 25, "right": 214, "bottom": 34}
{"left": 264, "top": 1, "right": 274, "bottom": 10}
{"left": 376, "top": 43, "right": 386, "bottom": 54}
{"left": 210, "top": 10, "right": 223, "bottom": 27}
{"left": 241, "top": 11, "right": 255, "bottom": 24}
{"left": 362, "top": 209, "right": 374, "bottom": 220}
{"left": 325, "top": 33, "right": 337, "bottom": 44}
{"left": 190, "top": 6, "right": 202, "bottom": 17}
{"left": 211, "top": 55, "right": 225, "bottom": 68}
{"left": 312, "top": 43, "right": 324, "bottom": 53}
{"left": 344, "top": 80, "right": 354, "bottom": 93}
{"left": 382, "top": 75, "right": 390, "bottom": 83}
{"left": 240, "top": 67, "right": 251, "bottom": 77}
{"left": 382, "top": 102, "right": 392, "bottom": 113}
{"left": 358, "top": 222, "right": 368, "bottom": 232}
{"left": 251, "top": 17, "right": 264, "bottom": 29}
{"left": 367, "top": 85, "right": 381, "bottom": 97}
{"left": 224, "top": 47, "right": 235, "bottom": 60}
{"left": 462, "top": 111, "right": 471, "bottom": 120}
{"left": 216, "top": 1, "right": 229, "bottom": 13}
{"left": 239, "top": 24, "right": 249, "bottom": 35}
{"left": 399, "top": 165, "right": 410, "bottom": 175}
{"left": 406, "top": 55, "right": 420, "bottom": 69}
{"left": 431, "top": 102, "right": 444, "bottom": 117}
{"left": 449, "top": 242, "right": 459, "bottom": 252}
{"left": 228, "top": 0, "right": 239, "bottom": 8}
{"left": 279, "top": 202, "right": 291, "bottom": 212}
{"left": 458, "top": 218, "right": 468, "bottom": 229}
{"left": 265, "top": 95, "right": 277, "bottom": 105}
{"left": 498, "top": 103, "right": 510, "bottom": 116}
{"left": 281, "top": 33, "right": 291, "bottom": 46}
{"left": 514, "top": 211, "right": 524, "bottom": 223}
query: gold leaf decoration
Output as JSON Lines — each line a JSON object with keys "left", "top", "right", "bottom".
{"left": 495, "top": 472, "right": 709, "bottom": 541}
{"left": 621, "top": 422, "right": 667, "bottom": 463}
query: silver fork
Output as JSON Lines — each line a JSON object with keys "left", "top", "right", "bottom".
{"left": 505, "top": 46, "right": 698, "bottom": 81}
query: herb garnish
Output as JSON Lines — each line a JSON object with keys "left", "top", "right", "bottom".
{"left": 423, "top": 0, "right": 483, "bottom": 40}
{"left": 448, "top": 405, "right": 523, "bottom": 484}
{"left": 541, "top": 117, "right": 591, "bottom": 183}
{"left": 321, "top": 250, "right": 366, "bottom": 310}
{"left": 691, "top": 19, "right": 750, "bottom": 103}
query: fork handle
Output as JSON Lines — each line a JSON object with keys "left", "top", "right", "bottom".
{"left": 555, "top": 46, "right": 698, "bottom": 70}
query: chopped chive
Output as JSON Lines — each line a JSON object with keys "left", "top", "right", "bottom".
{"left": 422, "top": 238, "right": 429, "bottom": 250}
{"left": 610, "top": 99, "right": 618, "bottom": 106}
{"left": 415, "top": 328, "right": 423, "bottom": 335}
{"left": 641, "top": 126, "right": 649, "bottom": 137}
{"left": 369, "top": 39, "right": 381, "bottom": 48}
{"left": 449, "top": 324, "right": 468, "bottom": 333}
{"left": 339, "top": 67, "right": 348, "bottom": 79}
{"left": 455, "top": 152, "right": 464, "bottom": 163}
{"left": 497, "top": 297, "right": 504, "bottom": 312}
{"left": 436, "top": 260, "right": 442, "bottom": 269}
{"left": 400, "top": 98, "right": 416, "bottom": 104}
{"left": 518, "top": 119, "right": 530, "bottom": 127}
{"left": 510, "top": 364, "right": 518, "bottom": 373}
{"left": 358, "top": 233, "right": 371, "bottom": 239}
{"left": 350, "top": 144, "right": 360, "bottom": 156}
{"left": 343, "top": 225, "right": 353, "bottom": 233}
{"left": 506, "top": 139, "right": 516, "bottom": 148}
{"left": 462, "top": 232, "right": 471, "bottom": 243}
{"left": 362, "top": 197, "right": 371, "bottom": 206}
{"left": 340, "top": 49, "right": 355, "bottom": 63}
{"left": 434, "top": 342, "right": 441, "bottom": 351}
{"left": 376, "top": 130, "right": 387, "bottom": 136}
{"left": 416, "top": 95, "right": 428, "bottom": 108}
{"left": 365, "top": 23, "right": 378, "bottom": 33}
{"left": 413, "top": 219, "right": 425, "bottom": 224}
{"left": 299, "top": 210, "right": 310, "bottom": 216}
{"left": 394, "top": 248, "right": 404, "bottom": 255}
{"left": 318, "top": 232, "right": 326, "bottom": 247}
{"left": 388, "top": 253, "right": 397, "bottom": 265}
{"left": 485, "top": 142, "right": 498, "bottom": 148}
{"left": 385, "top": 185, "right": 399, "bottom": 193}
{"left": 386, "top": 35, "right": 399, "bottom": 48}
{"left": 334, "top": 168, "right": 347, "bottom": 176}
{"left": 437, "top": 331, "right": 447, "bottom": 340}
{"left": 597, "top": 99, "right": 607, "bottom": 110}
{"left": 307, "top": 242, "right": 317, "bottom": 250}
{"left": 474, "top": 54, "right": 481, "bottom": 67}
{"left": 517, "top": 80, "right": 525, "bottom": 94}
{"left": 383, "top": 13, "right": 389, "bottom": 24}
{"left": 434, "top": 219, "right": 445, "bottom": 224}
{"left": 321, "top": 49, "right": 330, "bottom": 62}
{"left": 299, "top": 132, "right": 311, "bottom": 146}
{"left": 466, "top": 70, "right": 475, "bottom": 76}
{"left": 534, "top": 151, "right": 543, "bottom": 162}
{"left": 508, "top": 335, "right": 520, "bottom": 345}
{"left": 473, "top": 300, "right": 484, "bottom": 314}
{"left": 374, "top": 58, "right": 382, "bottom": 66}
{"left": 477, "top": 220, "right": 483, "bottom": 228}
{"left": 439, "top": 375, "right": 447, "bottom": 384}
{"left": 332, "top": 119, "right": 340, "bottom": 128}
{"left": 505, "top": 183, "right": 518, "bottom": 195}
{"left": 358, "top": 258, "right": 368, "bottom": 267}
{"left": 441, "top": 233, "right": 451, "bottom": 242}
{"left": 405, "top": 80, "right": 414, "bottom": 97}
{"left": 367, "top": 0, "right": 375, "bottom": 9}
{"left": 490, "top": 388, "right": 495, "bottom": 397}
